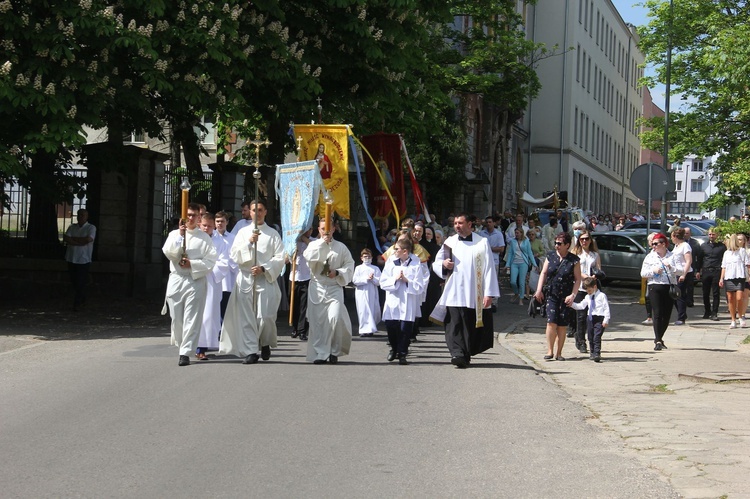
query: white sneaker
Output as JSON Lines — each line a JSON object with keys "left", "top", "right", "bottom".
{"left": 741, "top": 318, "right": 747, "bottom": 328}
{"left": 730, "top": 321, "right": 737, "bottom": 329}
{"left": 642, "top": 318, "right": 653, "bottom": 325}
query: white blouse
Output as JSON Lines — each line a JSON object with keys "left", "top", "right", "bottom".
{"left": 721, "top": 249, "right": 747, "bottom": 280}
{"left": 640, "top": 250, "right": 679, "bottom": 285}
{"left": 577, "top": 250, "right": 600, "bottom": 290}
{"left": 671, "top": 241, "right": 693, "bottom": 274}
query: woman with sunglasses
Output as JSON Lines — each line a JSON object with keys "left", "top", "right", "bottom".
{"left": 570, "top": 230, "right": 601, "bottom": 353}
{"left": 640, "top": 232, "right": 679, "bottom": 350}
{"left": 534, "top": 232, "right": 581, "bottom": 361}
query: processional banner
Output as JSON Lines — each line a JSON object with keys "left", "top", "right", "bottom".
{"left": 275, "top": 160, "right": 322, "bottom": 257}
{"left": 294, "top": 124, "right": 350, "bottom": 219}
{"left": 361, "top": 133, "right": 406, "bottom": 220}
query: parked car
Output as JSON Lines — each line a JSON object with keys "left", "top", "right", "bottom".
{"left": 685, "top": 219, "right": 716, "bottom": 231}
{"left": 590, "top": 230, "right": 651, "bottom": 282}
{"left": 621, "top": 220, "right": 708, "bottom": 238}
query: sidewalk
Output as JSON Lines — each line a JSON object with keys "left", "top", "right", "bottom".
{"left": 496, "top": 287, "right": 750, "bottom": 499}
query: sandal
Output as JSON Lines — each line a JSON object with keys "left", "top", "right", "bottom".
{"left": 555, "top": 356, "right": 566, "bottom": 361}
{"left": 543, "top": 354, "right": 553, "bottom": 360}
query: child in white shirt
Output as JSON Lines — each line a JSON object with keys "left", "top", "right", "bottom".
{"left": 380, "top": 237, "right": 427, "bottom": 364}
{"left": 352, "top": 248, "right": 382, "bottom": 337}
{"left": 569, "top": 276, "right": 610, "bottom": 362}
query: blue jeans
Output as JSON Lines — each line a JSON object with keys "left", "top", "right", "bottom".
{"left": 509, "top": 262, "right": 529, "bottom": 297}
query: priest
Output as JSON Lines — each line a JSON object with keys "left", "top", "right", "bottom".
{"left": 303, "top": 218, "right": 355, "bottom": 364}
{"left": 432, "top": 213, "right": 499, "bottom": 368}
{"left": 219, "top": 200, "right": 285, "bottom": 364}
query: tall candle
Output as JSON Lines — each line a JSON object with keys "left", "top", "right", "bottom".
{"left": 181, "top": 189, "right": 189, "bottom": 220}
{"left": 324, "top": 201, "right": 332, "bottom": 234}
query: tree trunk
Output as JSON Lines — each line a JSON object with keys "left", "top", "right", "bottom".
{"left": 26, "top": 151, "right": 62, "bottom": 251}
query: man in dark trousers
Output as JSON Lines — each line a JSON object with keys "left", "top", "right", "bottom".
{"left": 684, "top": 227, "right": 703, "bottom": 308}
{"left": 696, "top": 228, "right": 725, "bottom": 321}
{"left": 431, "top": 214, "right": 500, "bottom": 368}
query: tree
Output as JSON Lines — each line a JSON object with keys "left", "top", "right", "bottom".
{"left": 638, "top": 0, "right": 750, "bottom": 209}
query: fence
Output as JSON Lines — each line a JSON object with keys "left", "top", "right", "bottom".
{"left": 0, "top": 169, "right": 87, "bottom": 257}
{"left": 163, "top": 168, "right": 214, "bottom": 233}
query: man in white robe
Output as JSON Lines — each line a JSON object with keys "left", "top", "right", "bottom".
{"left": 230, "top": 200, "right": 253, "bottom": 235}
{"left": 219, "top": 200, "right": 285, "bottom": 364}
{"left": 162, "top": 203, "right": 218, "bottom": 366}
{"left": 304, "top": 219, "right": 355, "bottom": 364}
{"left": 432, "top": 213, "right": 500, "bottom": 368}
{"left": 196, "top": 213, "right": 230, "bottom": 359}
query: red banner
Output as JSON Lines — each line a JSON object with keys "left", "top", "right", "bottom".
{"left": 361, "top": 133, "right": 406, "bottom": 220}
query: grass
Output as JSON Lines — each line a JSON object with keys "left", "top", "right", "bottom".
{"left": 742, "top": 335, "right": 750, "bottom": 345}
{"left": 648, "top": 384, "right": 675, "bottom": 394}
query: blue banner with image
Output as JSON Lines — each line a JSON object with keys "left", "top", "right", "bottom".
{"left": 275, "top": 160, "right": 322, "bottom": 257}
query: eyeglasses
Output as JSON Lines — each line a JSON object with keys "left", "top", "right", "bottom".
{"left": 554, "top": 241, "right": 564, "bottom": 246}
{"left": 579, "top": 237, "right": 590, "bottom": 241}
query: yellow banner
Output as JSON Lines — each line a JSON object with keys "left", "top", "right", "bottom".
{"left": 294, "top": 124, "right": 350, "bottom": 219}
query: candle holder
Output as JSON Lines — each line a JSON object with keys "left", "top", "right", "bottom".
{"left": 179, "top": 177, "right": 191, "bottom": 267}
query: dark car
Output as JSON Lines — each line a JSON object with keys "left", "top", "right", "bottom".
{"left": 621, "top": 220, "right": 708, "bottom": 237}
{"left": 590, "top": 231, "right": 651, "bottom": 282}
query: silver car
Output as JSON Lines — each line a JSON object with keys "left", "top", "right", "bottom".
{"left": 590, "top": 231, "right": 651, "bottom": 282}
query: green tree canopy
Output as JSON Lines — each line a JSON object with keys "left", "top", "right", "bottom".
{"left": 638, "top": 0, "right": 750, "bottom": 209}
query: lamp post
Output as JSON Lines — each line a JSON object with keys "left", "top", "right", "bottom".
{"left": 661, "top": 0, "right": 674, "bottom": 232}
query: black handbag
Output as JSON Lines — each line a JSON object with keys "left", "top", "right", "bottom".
{"left": 669, "top": 284, "right": 681, "bottom": 300}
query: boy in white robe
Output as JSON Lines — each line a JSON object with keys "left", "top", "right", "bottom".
{"left": 352, "top": 248, "right": 381, "bottom": 337}
{"left": 162, "top": 203, "right": 218, "bottom": 366}
{"left": 196, "top": 213, "right": 230, "bottom": 360}
{"left": 381, "top": 237, "right": 427, "bottom": 364}
{"left": 215, "top": 211, "right": 238, "bottom": 323}
{"left": 219, "top": 200, "right": 285, "bottom": 364}
{"left": 303, "top": 218, "right": 355, "bottom": 364}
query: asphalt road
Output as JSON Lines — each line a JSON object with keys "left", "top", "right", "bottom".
{"left": 0, "top": 317, "right": 677, "bottom": 498}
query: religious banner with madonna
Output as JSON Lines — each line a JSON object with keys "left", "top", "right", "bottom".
{"left": 294, "top": 124, "right": 350, "bottom": 219}
{"left": 275, "top": 160, "right": 322, "bottom": 257}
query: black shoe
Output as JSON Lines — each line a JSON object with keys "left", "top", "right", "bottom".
{"left": 566, "top": 331, "right": 575, "bottom": 338}
{"left": 702, "top": 313, "right": 711, "bottom": 319}
{"left": 593, "top": 356, "right": 601, "bottom": 363}
{"left": 451, "top": 356, "right": 468, "bottom": 369}
{"left": 578, "top": 346, "right": 588, "bottom": 354}
{"left": 328, "top": 354, "right": 338, "bottom": 364}
{"left": 313, "top": 358, "right": 327, "bottom": 364}
{"left": 261, "top": 345, "right": 271, "bottom": 361}
{"left": 242, "top": 353, "right": 260, "bottom": 364}
{"left": 178, "top": 355, "right": 190, "bottom": 366}
{"left": 398, "top": 356, "right": 408, "bottom": 365}
{"left": 291, "top": 330, "right": 299, "bottom": 338}
{"left": 589, "top": 353, "right": 595, "bottom": 360}
{"left": 711, "top": 315, "right": 719, "bottom": 321}
{"left": 654, "top": 343, "right": 663, "bottom": 351}
{"left": 660, "top": 341, "right": 667, "bottom": 350}
{"left": 387, "top": 350, "right": 396, "bottom": 362}
{"left": 299, "top": 333, "right": 308, "bottom": 341}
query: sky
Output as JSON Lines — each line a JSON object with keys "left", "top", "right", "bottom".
{"left": 609, "top": 0, "right": 683, "bottom": 112}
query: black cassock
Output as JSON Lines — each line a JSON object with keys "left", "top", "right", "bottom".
{"left": 445, "top": 306, "right": 495, "bottom": 358}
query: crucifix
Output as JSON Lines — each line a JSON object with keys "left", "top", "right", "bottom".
{"left": 316, "top": 97, "right": 323, "bottom": 124}
{"left": 245, "top": 129, "right": 272, "bottom": 310}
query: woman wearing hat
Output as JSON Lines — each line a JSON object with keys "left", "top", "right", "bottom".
{"left": 640, "top": 232, "right": 680, "bottom": 350}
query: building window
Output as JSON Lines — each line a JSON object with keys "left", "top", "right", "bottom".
{"left": 674, "top": 162, "right": 683, "bottom": 171}
{"left": 691, "top": 160, "right": 704, "bottom": 172}
{"left": 691, "top": 180, "right": 704, "bottom": 192}
{"left": 123, "top": 131, "right": 145, "bottom": 143}
{"left": 676, "top": 180, "right": 682, "bottom": 191}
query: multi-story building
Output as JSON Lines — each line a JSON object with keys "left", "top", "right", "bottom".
{"left": 669, "top": 154, "right": 743, "bottom": 220}
{"left": 524, "top": 0, "right": 644, "bottom": 215}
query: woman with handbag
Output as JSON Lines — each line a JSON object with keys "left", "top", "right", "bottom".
{"left": 640, "top": 232, "right": 679, "bottom": 351}
{"left": 570, "top": 230, "right": 601, "bottom": 353}
{"left": 534, "top": 232, "right": 581, "bottom": 360}
{"left": 719, "top": 233, "right": 749, "bottom": 329}
{"left": 504, "top": 228, "right": 537, "bottom": 305}
{"left": 670, "top": 227, "right": 693, "bottom": 325}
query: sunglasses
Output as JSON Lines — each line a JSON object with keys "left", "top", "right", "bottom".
{"left": 651, "top": 241, "right": 663, "bottom": 246}
{"left": 554, "top": 241, "right": 564, "bottom": 246}
{"left": 579, "top": 237, "right": 590, "bottom": 241}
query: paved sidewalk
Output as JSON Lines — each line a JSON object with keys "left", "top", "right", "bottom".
{"left": 496, "top": 288, "right": 750, "bottom": 499}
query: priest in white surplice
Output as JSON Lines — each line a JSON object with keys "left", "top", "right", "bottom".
{"left": 162, "top": 203, "right": 218, "bottom": 367}
{"left": 196, "top": 213, "right": 230, "bottom": 360}
{"left": 432, "top": 213, "right": 499, "bottom": 368}
{"left": 303, "top": 219, "right": 355, "bottom": 364}
{"left": 219, "top": 200, "right": 285, "bottom": 364}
